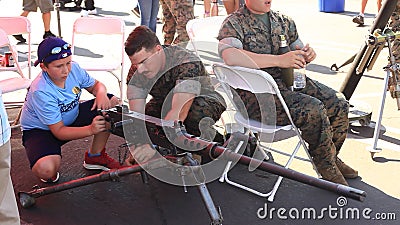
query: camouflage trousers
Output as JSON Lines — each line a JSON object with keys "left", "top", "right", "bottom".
{"left": 234, "top": 78, "right": 349, "bottom": 168}
{"left": 160, "top": 0, "right": 194, "bottom": 45}
{"left": 145, "top": 95, "right": 226, "bottom": 141}
{"left": 390, "top": 0, "right": 400, "bottom": 62}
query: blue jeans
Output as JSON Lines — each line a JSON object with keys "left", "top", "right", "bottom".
{"left": 138, "top": 0, "right": 159, "bottom": 32}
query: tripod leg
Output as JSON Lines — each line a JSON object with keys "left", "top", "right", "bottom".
{"left": 196, "top": 184, "right": 223, "bottom": 225}
{"left": 185, "top": 154, "right": 223, "bottom": 224}
{"left": 368, "top": 69, "right": 390, "bottom": 154}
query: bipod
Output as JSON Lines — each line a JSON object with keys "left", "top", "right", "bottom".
{"left": 366, "top": 28, "right": 400, "bottom": 157}
{"left": 330, "top": 54, "right": 356, "bottom": 71}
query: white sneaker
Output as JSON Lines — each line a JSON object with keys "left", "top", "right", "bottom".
{"left": 80, "top": 9, "right": 89, "bottom": 17}
{"left": 87, "top": 8, "right": 97, "bottom": 15}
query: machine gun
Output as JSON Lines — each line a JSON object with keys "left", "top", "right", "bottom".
{"left": 18, "top": 106, "right": 367, "bottom": 224}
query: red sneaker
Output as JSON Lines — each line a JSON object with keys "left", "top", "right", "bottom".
{"left": 83, "top": 149, "right": 123, "bottom": 171}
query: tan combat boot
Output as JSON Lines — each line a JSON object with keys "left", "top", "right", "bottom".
{"left": 336, "top": 158, "right": 358, "bottom": 179}
{"left": 317, "top": 163, "right": 348, "bottom": 186}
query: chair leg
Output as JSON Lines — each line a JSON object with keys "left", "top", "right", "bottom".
{"left": 219, "top": 128, "right": 319, "bottom": 202}
{"left": 9, "top": 106, "right": 22, "bottom": 129}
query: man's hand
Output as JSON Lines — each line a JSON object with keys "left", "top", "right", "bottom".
{"left": 130, "top": 144, "right": 157, "bottom": 163}
{"left": 278, "top": 50, "right": 307, "bottom": 69}
{"left": 301, "top": 43, "right": 316, "bottom": 63}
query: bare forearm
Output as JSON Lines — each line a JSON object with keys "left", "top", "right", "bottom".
{"left": 90, "top": 81, "right": 107, "bottom": 97}
{"left": 52, "top": 125, "right": 94, "bottom": 141}
{"left": 221, "top": 48, "right": 280, "bottom": 69}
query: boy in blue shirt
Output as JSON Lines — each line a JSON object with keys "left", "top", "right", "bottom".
{"left": 21, "top": 37, "right": 122, "bottom": 183}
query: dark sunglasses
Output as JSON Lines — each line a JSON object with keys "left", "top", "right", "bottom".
{"left": 42, "top": 43, "right": 71, "bottom": 63}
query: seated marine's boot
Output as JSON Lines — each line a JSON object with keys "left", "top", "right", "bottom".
{"left": 336, "top": 158, "right": 358, "bottom": 179}
{"left": 317, "top": 163, "right": 348, "bottom": 186}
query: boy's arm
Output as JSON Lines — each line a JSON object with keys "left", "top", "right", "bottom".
{"left": 48, "top": 115, "right": 106, "bottom": 141}
{"left": 85, "top": 80, "right": 113, "bottom": 110}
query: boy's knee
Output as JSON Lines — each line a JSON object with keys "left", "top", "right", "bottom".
{"left": 32, "top": 156, "right": 60, "bottom": 178}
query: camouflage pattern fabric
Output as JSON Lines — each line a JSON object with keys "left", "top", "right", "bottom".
{"left": 160, "top": 0, "right": 194, "bottom": 45}
{"left": 127, "top": 45, "right": 226, "bottom": 140}
{"left": 218, "top": 6, "right": 349, "bottom": 167}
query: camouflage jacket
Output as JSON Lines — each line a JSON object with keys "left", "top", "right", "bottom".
{"left": 217, "top": 6, "right": 299, "bottom": 78}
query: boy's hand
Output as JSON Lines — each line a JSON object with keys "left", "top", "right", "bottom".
{"left": 89, "top": 115, "right": 107, "bottom": 135}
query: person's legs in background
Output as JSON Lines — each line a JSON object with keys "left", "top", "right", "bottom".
{"left": 204, "top": 0, "right": 211, "bottom": 17}
{"left": 80, "top": 0, "right": 97, "bottom": 16}
{"left": 0, "top": 141, "right": 21, "bottom": 225}
{"left": 353, "top": 0, "right": 382, "bottom": 26}
{"left": 160, "top": 0, "right": 175, "bottom": 45}
{"left": 138, "top": 0, "right": 159, "bottom": 32}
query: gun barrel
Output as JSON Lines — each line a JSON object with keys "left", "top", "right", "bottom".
{"left": 208, "top": 145, "right": 366, "bottom": 202}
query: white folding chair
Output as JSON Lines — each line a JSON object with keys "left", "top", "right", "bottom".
{"left": 0, "top": 28, "right": 32, "bottom": 128}
{"left": 186, "top": 16, "right": 226, "bottom": 54}
{"left": 71, "top": 17, "right": 125, "bottom": 101}
{"left": 186, "top": 16, "right": 226, "bottom": 74}
{"left": 213, "top": 63, "right": 318, "bottom": 202}
{"left": 0, "top": 16, "right": 32, "bottom": 79}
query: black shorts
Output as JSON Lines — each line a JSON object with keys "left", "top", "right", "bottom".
{"left": 23, "top": 95, "right": 114, "bottom": 168}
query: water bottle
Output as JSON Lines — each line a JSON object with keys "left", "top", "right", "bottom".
{"left": 293, "top": 66, "right": 306, "bottom": 90}
{"left": 278, "top": 35, "right": 294, "bottom": 87}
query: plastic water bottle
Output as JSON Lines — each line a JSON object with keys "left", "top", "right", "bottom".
{"left": 293, "top": 66, "right": 306, "bottom": 90}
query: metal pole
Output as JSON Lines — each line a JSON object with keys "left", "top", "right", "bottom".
{"left": 53, "top": 0, "right": 62, "bottom": 38}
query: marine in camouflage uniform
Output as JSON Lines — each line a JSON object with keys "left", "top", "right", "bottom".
{"left": 160, "top": 0, "right": 194, "bottom": 45}
{"left": 126, "top": 44, "right": 226, "bottom": 142}
{"left": 217, "top": 5, "right": 357, "bottom": 185}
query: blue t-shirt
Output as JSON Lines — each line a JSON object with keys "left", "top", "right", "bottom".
{"left": 21, "top": 62, "right": 95, "bottom": 130}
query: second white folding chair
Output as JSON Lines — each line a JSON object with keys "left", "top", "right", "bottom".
{"left": 186, "top": 16, "right": 226, "bottom": 75}
{"left": 0, "top": 16, "right": 32, "bottom": 79}
{"left": 213, "top": 63, "right": 319, "bottom": 202}
{"left": 0, "top": 28, "right": 32, "bottom": 128}
{"left": 71, "top": 17, "right": 125, "bottom": 101}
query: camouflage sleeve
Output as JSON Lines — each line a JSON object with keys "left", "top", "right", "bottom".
{"left": 126, "top": 64, "right": 137, "bottom": 85}
{"left": 126, "top": 64, "right": 148, "bottom": 100}
{"left": 174, "top": 79, "right": 201, "bottom": 95}
{"left": 217, "top": 16, "right": 244, "bottom": 41}
{"left": 289, "top": 38, "right": 304, "bottom": 50}
{"left": 282, "top": 15, "right": 300, "bottom": 48}
{"left": 217, "top": 16, "right": 245, "bottom": 56}
{"left": 218, "top": 37, "right": 243, "bottom": 57}
{"left": 172, "top": 62, "right": 205, "bottom": 95}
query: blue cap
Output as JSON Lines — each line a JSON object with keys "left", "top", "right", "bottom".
{"left": 34, "top": 37, "right": 72, "bottom": 66}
